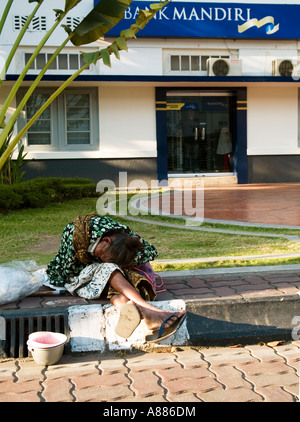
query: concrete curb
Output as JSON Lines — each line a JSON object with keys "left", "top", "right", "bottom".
{"left": 66, "top": 294, "right": 300, "bottom": 353}
{"left": 67, "top": 300, "right": 188, "bottom": 353}
{"left": 157, "top": 263, "right": 300, "bottom": 278}
{"left": 66, "top": 264, "right": 300, "bottom": 351}
{"left": 185, "top": 293, "right": 300, "bottom": 346}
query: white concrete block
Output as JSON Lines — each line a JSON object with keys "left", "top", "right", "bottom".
{"left": 68, "top": 304, "right": 106, "bottom": 353}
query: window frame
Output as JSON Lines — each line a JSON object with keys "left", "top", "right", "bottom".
{"left": 17, "top": 87, "right": 99, "bottom": 153}
{"left": 163, "top": 49, "right": 238, "bottom": 75}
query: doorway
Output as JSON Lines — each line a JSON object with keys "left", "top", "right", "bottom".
{"left": 166, "top": 90, "right": 236, "bottom": 175}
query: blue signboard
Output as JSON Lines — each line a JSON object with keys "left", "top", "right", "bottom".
{"left": 94, "top": 1, "right": 300, "bottom": 39}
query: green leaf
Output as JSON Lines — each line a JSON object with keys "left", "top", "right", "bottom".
{"left": 135, "top": 2, "right": 170, "bottom": 30}
{"left": 110, "top": 43, "right": 120, "bottom": 60}
{"left": 81, "top": 50, "right": 100, "bottom": 65}
{"left": 150, "top": 1, "right": 169, "bottom": 11}
{"left": 71, "top": 0, "right": 133, "bottom": 46}
{"left": 64, "top": 0, "right": 82, "bottom": 13}
{"left": 100, "top": 48, "right": 111, "bottom": 67}
{"left": 54, "top": 1, "right": 81, "bottom": 21}
{"left": 115, "top": 36, "right": 128, "bottom": 51}
{"left": 61, "top": 24, "right": 72, "bottom": 35}
{"left": 120, "top": 27, "right": 137, "bottom": 38}
{"left": 137, "top": 9, "right": 153, "bottom": 20}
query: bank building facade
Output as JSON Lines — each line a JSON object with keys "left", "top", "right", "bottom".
{"left": 1, "top": 0, "right": 300, "bottom": 186}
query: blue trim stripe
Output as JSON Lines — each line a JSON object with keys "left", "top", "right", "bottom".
{"left": 5, "top": 74, "right": 300, "bottom": 83}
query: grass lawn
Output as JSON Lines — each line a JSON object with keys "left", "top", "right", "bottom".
{"left": 1, "top": 196, "right": 300, "bottom": 271}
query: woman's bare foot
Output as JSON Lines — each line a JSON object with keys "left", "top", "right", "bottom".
{"left": 137, "top": 305, "right": 186, "bottom": 332}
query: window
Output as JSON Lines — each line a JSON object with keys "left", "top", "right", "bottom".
{"left": 164, "top": 49, "right": 237, "bottom": 75}
{"left": 24, "top": 52, "right": 88, "bottom": 71}
{"left": 26, "top": 94, "right": 51, "bottom": 145}
{"left": 18, "top": 88, "right": 99, "bottom": 152}
{"left": 65, "top": 94, "right": 90, "bottom": 145}
{"left": 170, "top": 54, "right": 230, "bottom": 72}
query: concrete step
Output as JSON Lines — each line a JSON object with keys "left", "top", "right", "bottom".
{"left": 168, "top": 174, "right": 238, "bottom": 187}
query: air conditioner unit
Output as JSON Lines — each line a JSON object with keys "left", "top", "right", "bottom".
{"left": 272, "top": 59, "right": 298, "bottom": 77}
{"left": 207, "top": 58, "right": 242, "bottom": 76}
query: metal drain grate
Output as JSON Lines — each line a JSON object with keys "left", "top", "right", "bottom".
{"left": 0, "top": 308, "right": 69, "bottom": 358}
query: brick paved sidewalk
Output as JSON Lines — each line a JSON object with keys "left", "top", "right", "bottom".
{"left": 148, "top": 183, "right": 300, "bottom": 227}
{"left": 156, "top": 270, "right": 300, "bottom": 302}
{"left": 0, "top": 341, "right": 299, "bottom": 402}
{"left": 0, "top": 267, "right": 299, "bottom": 311}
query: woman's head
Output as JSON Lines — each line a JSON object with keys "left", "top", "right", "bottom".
{"left": 95, "top": 230, "right": 144, "bottom": 267}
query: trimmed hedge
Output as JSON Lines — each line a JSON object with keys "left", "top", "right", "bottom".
{"left": 0, "top": 177, "right": 97, "bottom": 211}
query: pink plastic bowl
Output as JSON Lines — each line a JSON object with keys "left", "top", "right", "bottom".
{"left": 28, "top": 331, "right": 67, "bottom": 349}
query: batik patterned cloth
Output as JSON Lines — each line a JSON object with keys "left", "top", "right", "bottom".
{"left": 64, "top": 262, "right": 156, "bottom": 301}
{"left": 64, "top": 262, "right": 122, "bottom": 299}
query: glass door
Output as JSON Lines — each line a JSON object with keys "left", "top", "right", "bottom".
{"left": 166, "top": 91, "right": 235, "bottom": 174}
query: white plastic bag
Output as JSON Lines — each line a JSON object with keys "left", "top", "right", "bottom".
{"left": 0, "top": 260, "right": 45, "bottom": 305}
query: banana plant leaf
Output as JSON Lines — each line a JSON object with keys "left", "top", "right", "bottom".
{"left": 80, "top": 1, "right": 169, "bottom": 67}
{"left": 70, "top": 0, "right": 134, "bottom": 46}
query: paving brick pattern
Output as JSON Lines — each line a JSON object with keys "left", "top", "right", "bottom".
{"left": 158, "top": 272, "right": 300, "bottom": 302}
{"left": 149, "top": 183, "right": 300, "bottom": 226}
{"left": 0, "top": 342, "right": 299, "bottom": 402}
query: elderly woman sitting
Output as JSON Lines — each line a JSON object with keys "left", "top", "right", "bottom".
{"left": 46, "top": 214, "right": 185, "bottom": 341}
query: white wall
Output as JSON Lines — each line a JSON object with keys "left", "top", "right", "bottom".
{"left": 100, "top": 47, "right": 163, "bottom": 76}
{"left": 247, "top": 85, "right": 299, "bottom": 155}
{"left": 98, "top": 86, "right": 157, "bottom": 158}
{"left": 239, "top": 41, "right": 299, "bottom": 76}
{"left": 0, "top": 0, "right": 95, "bottom": 47}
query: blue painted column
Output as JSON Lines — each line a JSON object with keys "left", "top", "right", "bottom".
{"left": 235, "top": 88, "right": 248, "bottom": 184}
{"left": 155, "top": 88, "right": 168, "bottom": 185}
